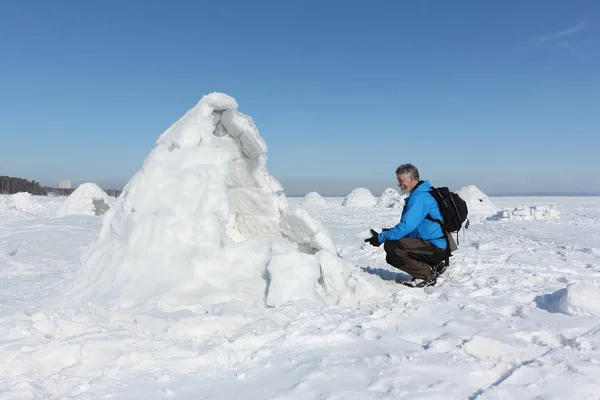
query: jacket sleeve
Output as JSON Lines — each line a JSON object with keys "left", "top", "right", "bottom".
{"left": 378, "top": 194, "right": 428, "bottom": 242}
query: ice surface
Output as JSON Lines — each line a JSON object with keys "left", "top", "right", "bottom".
{"left": 489, "top": 204, "right": 560, "bottom": 221}
{"left": 374, "top": 188, "right": 404, "bottom": 208}
{"left": 55, "top": 183, "right": 113, "bottom": 217}
{"left": 62, "top": 93, "right": 358, "bottom": 309}
{"left": 299, "top": 191, "right": 327, "bottom": 206}
{"left": 457, "top": 185, "right": 498, "bottom": 216}
{"left": 342, "top": 188, "right": 377, "bottom": 207}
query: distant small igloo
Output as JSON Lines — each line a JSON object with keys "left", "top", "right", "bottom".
{"left": 375, "top": 188, "right": 405, "bottom": 208}
{"left": 342, "top": 188, "right": 377, "bottom": 207}
{"left": 300, "top": 191, "right": 326, "bottom": 206}
{"left": 457, "top": 185, "right": 497, "bottom": 216}
{"left": 3, "top": 192, "right": 44, "bottom": 214}
{"left": 56, "top": 183, "right": 113, "bottom": 217}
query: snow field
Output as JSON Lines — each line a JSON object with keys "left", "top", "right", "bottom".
{"left": 1, "top": 195, "right": 600, "bottom": 399}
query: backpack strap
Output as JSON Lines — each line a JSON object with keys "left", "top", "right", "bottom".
{"left": 426, "top": 214, "right": 451, "bottom": 266}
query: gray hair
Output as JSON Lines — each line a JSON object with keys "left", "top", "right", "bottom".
{"left": 395, "top": 163, "right": 420, "bottom": 181}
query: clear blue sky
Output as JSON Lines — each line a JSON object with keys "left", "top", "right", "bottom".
{"left": 1, "top": 1, "right": 598, "bottom": 195}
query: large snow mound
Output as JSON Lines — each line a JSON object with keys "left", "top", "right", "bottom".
{"left": 0, "top": 192, "right": 44, "bottom": 215}
{"left": 375, "top": 188, "right": 405, "bottom": 208}
{"left": 342, "top": 188, "right": 377, "bottom": 207}
{"left": 299, "top": 191, "right": 326, "bottom": 206}
{"left": 56, "top": 183, "right": 113, "bottom": 217}
{"left": 457, "top": 185, "right": 498, "bottom": 216}
{"left": 489, "top": 205, "right": 560, "bottom": 221}
{"left": 64, "top": 93, "right": 374, "bottom": 310}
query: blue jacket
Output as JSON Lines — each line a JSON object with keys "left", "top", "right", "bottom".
{"left": 378, "top": 180, "right": 446, "bottom": 249}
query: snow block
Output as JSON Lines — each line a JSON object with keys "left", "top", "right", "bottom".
{"left": 488, "top": 205, "right": 560, "bottom": 221}
{"left": 557, "top": 283, "right": 600, "bottom": 317}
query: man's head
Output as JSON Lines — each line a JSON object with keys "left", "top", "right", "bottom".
{"left": 395, "top": 164, "right": 420, "bottom": 193}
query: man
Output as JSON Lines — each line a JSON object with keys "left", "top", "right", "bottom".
{"left": 364, "top": 164, "right": 447, "bottom": 287}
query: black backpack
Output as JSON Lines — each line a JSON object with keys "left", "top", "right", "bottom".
{"left": 426, "top": 186, "right": 469, "bottom": 256}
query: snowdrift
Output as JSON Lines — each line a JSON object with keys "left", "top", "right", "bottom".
{"left": 56, "top": 183, "right": 113, "bottom": 217}
{"left": 65, "top": 93, "right": 375, "bottom": 309}
{"left": 299, "top": 191, "right": 326, "bottom": 206}
{"left": 342, "top": 188, "right": 377, "bottom": 207}
{"left": 489, "top": 205, "right": 560, "bottom": 221}
{"left": 375, "top": 188, "right": 404, "bottom": 209}
{"left": 0, "top": 192, "right": 44, "bottom": 216}
{"left": 457, "top": 185, "right": 497, "bottom": 216}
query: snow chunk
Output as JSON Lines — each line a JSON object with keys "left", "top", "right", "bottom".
{"left": 375, "top": 188, "right": 405, "bottom": 208}
{"left": 56, "top": 183, "right": 113, "bottom": 217}
{"left": 489, "top": 205, "right": 560, "bottom": 221}
{"left": 64, "top": 93, "right": 352, "bottom": 309}
{"left": 457, "top": 185, "right": 497, "bottom": 216}
{"left": 342, "top": 188, "right": 377, "bottom": 207}
{"left": 266, "top": 251, "right": 321, "bottom": 306}
{"left": 556, "top": 284, "right": 600, "bottom": 317}
{"left": 299, "top": 191, "right": 326, "bottom": 206}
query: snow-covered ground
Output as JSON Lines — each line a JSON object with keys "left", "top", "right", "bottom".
{"left": 1, "top": 194, "right": 600, "bottom": 399}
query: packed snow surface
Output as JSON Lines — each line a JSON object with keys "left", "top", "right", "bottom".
{"left": 55, "top": 183, "right": 113, "bottom": 217}
{"left": 342, "top": 187, "right": 377, "bottom": 207}
{"left": 299, "top": 191, "right": 327, "bottom": 206}
{"left": 457, "top": 184, "right": 498, "bottom": 217}
{"left": 2, "top": 193, "right": 600, "bottom": 399}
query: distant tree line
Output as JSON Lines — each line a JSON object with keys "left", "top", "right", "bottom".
{"left": 1, "top": 175, "right": 122, "bottom": 197}
{"left": 0, "top": 176, "right": 46, "bottom": 195}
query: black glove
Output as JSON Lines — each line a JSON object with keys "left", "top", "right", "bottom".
{"left": 364, "top": 229, "right": 382, "bottom": 247}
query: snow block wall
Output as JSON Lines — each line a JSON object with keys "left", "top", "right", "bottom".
{"left": 56, "top": 183, "right": 113, "bottom": 217}
{"left": 457, "top": 185, "right": 498, "bottom": 216}
{"left": 489, "top": 205, "right": 560, "bottom": 221}
{"left": 342, "top": 188, "right": 377, "bottom": 207}
{"left": 299, "top": 191, "right": 326, "bottom": 206}
{"left": 375, "top": 188, "right": 404, "bottom": 209}
{"left": 65, "top": 93, "right": 372, "bottom": 309}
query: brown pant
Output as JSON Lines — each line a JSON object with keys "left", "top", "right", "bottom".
{"left": 383, "top": 238, "right": 447, "bottom": 280}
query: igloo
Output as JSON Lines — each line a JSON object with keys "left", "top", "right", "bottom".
{"left": 299, "top": 191, "right": 327, "bottom": 206}
{"left": 64, "top": 93, "right": 373, "bottom": 309}
{"left": 56, "top": 183, "right": 113, "bottom": 217}
{"left": 456, "top": 185, "right": 498, "bottom": 216}
{"left": 342, "top": 188, "right": 377, "bottom": 207}
{"left": 375, "top": 188, "right": 405, "bottom": 208}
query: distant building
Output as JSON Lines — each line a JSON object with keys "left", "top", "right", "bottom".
{"left": 59, "top": 180, "right": 72, "bottom": 189}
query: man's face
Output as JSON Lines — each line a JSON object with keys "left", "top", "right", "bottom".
{"left": 397, "top": 174, "right": 415, "bottom": 193}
